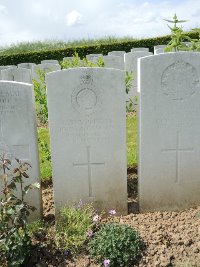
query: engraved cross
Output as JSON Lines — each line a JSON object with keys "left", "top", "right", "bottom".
{"left": 162, "top": 131, "right": 193, "bottom": 183}
{"left": 73, "top": 146, "right": 105, "bottom": 197}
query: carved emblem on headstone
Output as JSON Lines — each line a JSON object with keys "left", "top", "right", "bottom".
{"left": 161, "top": 60, "right": 200, "bottom": 100}
{"left": 71, "top": 72, "right": 102, "bottom": 115}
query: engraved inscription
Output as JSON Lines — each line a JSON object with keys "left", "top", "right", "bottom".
{"left": 0, "top": 90, "right": 20, "bottom": 116}
{"left": 161, "top": 60, "right": 200, "bottom": 100}
{"left": 73, "top": 146, "right": 105, "bottom": 197}
{"left": 55, "top": 119, "right": 113, "bottom": 143}
{"left": 161, "top": 131, "right": 193, "bottom": 183}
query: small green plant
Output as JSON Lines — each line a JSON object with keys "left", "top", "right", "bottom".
{"left": 190, "top": 28, "right": 200, "bottom": 51}
{"left": 61, "top": 52, "right": 104, "bottom": 69}
{"left": 0, "top": 154, "right": 40, "bottom": 267}
{"left": 125, "top": 71, "right": 134, "bottom": 112}
{"left": 61, "top": 52, "right": 82, "bottom": 68}
{"left": 55, "top": 200, "right": 98, "bottom": 256}
{"left": 164, "top": 14, "right": 191, "bottom": 52}
{"left": 88, "top": 222, "right": 142, "bottom": 267}
{"left": 38, "top": 137, "right": 51, "bottom": 163}
{"left": 33, "top": 69, "right": 48, "bottom": 125}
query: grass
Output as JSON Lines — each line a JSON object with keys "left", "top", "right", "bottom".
{"left": 0, "top": 36, "right": 138, "bottom": 56}
{"left": 38, "top": 114, "right": 137, "bottom": 181}
{"left": 126, "top": 114, "right": 137, "bottom": 166}
{"left": 38, "top": 127, "right": 52, "bottom": 180}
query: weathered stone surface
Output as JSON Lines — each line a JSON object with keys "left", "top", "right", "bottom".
{"left": 17, "top": 63, "right": 36, "bottom": 69}
{"left": 125, "top": 51, "right": 152, "bottom": 98}
{"left": 1, "top": 67, "right": 32, "bottom": 83}
{"left": 0, "top": 65, "right": 16, "bottom": 70}
{"left": 154, "top": 48, "right": 166, "bottom": 55}
{"left": 108, "top": 51, "right": 125, "bottom": 58}
{"left": 41, "top": 60, "right": 59, "bottom": 64}
{"left": 86, "top": 54, "right": 103, "bottom": 63}
{"left": 138, "top": 52, "right": 200, "bottom": 212}
{"left": 32, "top": 63, "right": 61, "bottom": 81}
{"left": 103, "top": 55, "right": 124, "bottom": 70}
{"left": 46, "top": 68, "right": 127, "bottom": 215}
{"left": 0, "top": 81, "right": 42, "bottom": 220}
{"left": 154, "top": 45, "right": 167, "bottom": 54}
{"left": 0, "top": 66, "right": 17, "bottom": 79}
{"left": 131, "top": 48, "right": 149, "bottom": 52}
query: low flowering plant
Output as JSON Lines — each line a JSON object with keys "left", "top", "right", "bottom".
{"left": 103, "top": 259, "right": 110, "bottom": 266}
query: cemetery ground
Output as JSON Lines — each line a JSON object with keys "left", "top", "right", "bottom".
{"left": 27, "top": 113, "right": 200, "bottom": 267}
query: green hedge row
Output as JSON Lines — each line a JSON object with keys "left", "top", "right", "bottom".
{"left": 0, "top": 31, "right": 198, "bottom": 66}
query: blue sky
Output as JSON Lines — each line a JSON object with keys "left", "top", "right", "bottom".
{"left": 0, "top": 0, "right": 199, "bottom": 46}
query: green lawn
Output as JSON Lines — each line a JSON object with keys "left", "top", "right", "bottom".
{"left": 126, "top": 115, "right": 138, "bottom": 166}
{"left": 38, "top": 115, "right": 137, "bottom": 181}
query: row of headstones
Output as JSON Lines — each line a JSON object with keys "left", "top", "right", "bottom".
{"left": 0, "top": 46, "right": 168, "bottom": 108}
{"left": 0, "top": 44, "right": 183, "bottom": 99}
{"left": 0, "top": 61, "right": 61, "bottom": 84}
{"left": 1, "top": 51, "right": 200, "bottom": 221}
{"left": 0, "top": 47, "right": 153, "bottom": 109}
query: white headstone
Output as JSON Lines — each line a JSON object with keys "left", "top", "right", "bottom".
{"left": 0, "top": 66, "right": 17, "bottom": 79}
{"left": 0, "top": 65, "right": 16, "bottom": 70}
{"left": 131, "top": 48, "right": 149, "bottom": 52}
{"left": 86, "top": 54, "right": 103, "bottom": 64}
{"left": 125, "top": 51, "right": 153, "bottom": 99}
{"left": 41, "top": 59, "right": 59, "bottom": 64}
{"left": 0, "top": 81, "right": 42, "bottom": 220}
{"left": 46, "top": 68, "right": 127, "bottom": 215}
{"left": 103, "top": 55, "right": 124, "bottom": 70}
{"left": 1, "top": 67, "right": 32, "bottom": 84}
{"left": 108, "top": 51, "right": 125, "bottom": 58}
{"left": 154, "top": 48, "right": 166, "bottom": 55}
{"left": 32, "top": 63, "right": 61, "bottom": 81}
{"left": 154, "top": 45, "right": 167, "bottom": 54}
{"left": 138, "top": 52, "right": 200, "bottom": 212}
{"left": 17, "top": 63, "right": 36, "bottom": 70}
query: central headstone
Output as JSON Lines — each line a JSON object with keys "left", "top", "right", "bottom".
{"left": 46, "top": 68, "right": 127, "bottom": 215}
{"left": 138, "top": 52, "right": 200, "bottom": 212}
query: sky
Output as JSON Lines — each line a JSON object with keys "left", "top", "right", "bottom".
{"left": 0, "top": 0, "right": 199, "bottom": 46}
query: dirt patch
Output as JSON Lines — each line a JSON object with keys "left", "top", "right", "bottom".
{"left": 37, "top": 167, "right": 200, "bottom": 267}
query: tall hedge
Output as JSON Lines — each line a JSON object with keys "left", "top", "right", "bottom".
{"left": 0, "top": 31, "right": 198, "bottom": 66}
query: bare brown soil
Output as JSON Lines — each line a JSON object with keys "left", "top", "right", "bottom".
{"left": 33, "top": 167, "right": 200, "bottom": 267}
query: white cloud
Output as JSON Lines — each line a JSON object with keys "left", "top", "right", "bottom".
{"left": 0, "top": 0, "right": 199, "bottom": 46}
{"left": 66, "top": 10, "right": 83, "bottom": 27}
{"left": 0, "top": 4, "right": 7, "bottom": 15}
